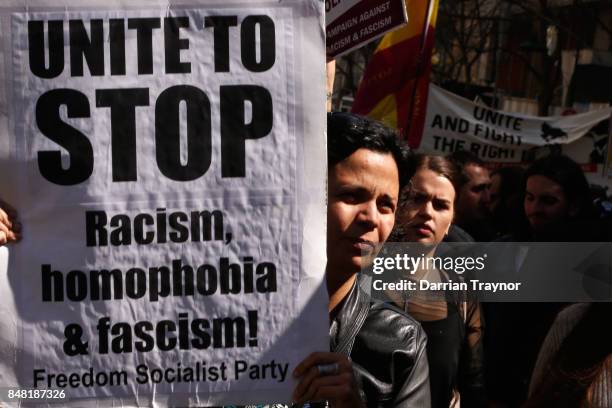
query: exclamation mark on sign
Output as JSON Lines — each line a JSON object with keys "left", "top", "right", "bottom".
{"left": 248, "top": 310, "right": 258, "bottom": 346}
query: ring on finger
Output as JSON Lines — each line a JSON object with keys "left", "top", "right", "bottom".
{"left": 316, "top": 362, "right": 339, "bottom": 376}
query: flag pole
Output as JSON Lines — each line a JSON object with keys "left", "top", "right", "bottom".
{"left": 404, "top": 0, "right": 435, "bottom": 141}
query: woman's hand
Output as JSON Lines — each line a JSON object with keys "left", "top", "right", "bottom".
{"left": 0, "top": 200, "right": 20, "bottom": 245}
{"left": 292, "top": 352, "right": 365, "bottom": 408}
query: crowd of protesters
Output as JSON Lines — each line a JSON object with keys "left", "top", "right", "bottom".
{"left": 1, "top": 112, "right": 611, "bottom": 407}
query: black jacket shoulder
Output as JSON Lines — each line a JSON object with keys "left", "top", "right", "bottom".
{"left": 331, "top": 281, "right": 431, "bottom": 407}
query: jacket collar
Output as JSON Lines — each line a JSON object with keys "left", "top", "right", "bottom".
{"left": 330, "top": 276, "right": 371, "bottom": 355}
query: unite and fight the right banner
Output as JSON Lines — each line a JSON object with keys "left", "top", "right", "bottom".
{"left": 420, "top": 84, "right": 612, "bottom": 175}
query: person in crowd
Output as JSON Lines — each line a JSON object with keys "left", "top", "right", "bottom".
{"left": 485, "top": 154, "right": 601, "bottom": 407}
{"left": 487, "top": 166, "right": 527, "bottom": 239}
{"left": 390, "top": 154, "right": 485, "bottom": 408}
{"left": 525, "top": 302, "right": 612, "bottom": 408}
{"left": 447, "top": 151, "right": 493, "bottom": 242}
{"left": 291, "top": 112, "right": 430, "bottom": 407}
{"left": 521, "top": 155, "right": 605, "bottom": 241}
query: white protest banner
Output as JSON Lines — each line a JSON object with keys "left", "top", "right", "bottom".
{"left": 0, "top": 0, "right": 328, "bottom": 406}
{"left": 421, "top": 84, "right": 612, "bottom": 168}
{"left": 326, "top": 0, "right": 408, "bottom": 59}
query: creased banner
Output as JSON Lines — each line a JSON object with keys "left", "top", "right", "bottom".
{"left": 0, "top": 1, "right": 327, "bottom": 406}
{"left": 421, "top": 84, "right": 612, "bottom": 166}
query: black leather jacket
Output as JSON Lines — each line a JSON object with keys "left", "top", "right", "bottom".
{"left": 330, "top": 280, "right": 431, "bottom": 407}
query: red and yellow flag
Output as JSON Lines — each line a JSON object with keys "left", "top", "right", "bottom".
{"left": 351, "top": 0, "right": 439, "bottom": 149}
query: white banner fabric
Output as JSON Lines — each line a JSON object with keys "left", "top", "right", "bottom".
{"left": 0, "top": 1, "right": 328, "bottom": 406}
{"left": 421, "top": 84, "right": 612, "bottom": 164}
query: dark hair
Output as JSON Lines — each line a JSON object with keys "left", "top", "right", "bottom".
{"left": 413, "top": 154, "right": 460, "bottom": 194}
{"left": 491, "top": 166, "right": 525, "bottom": 202}
{"left": 490, "top": 166, "right": 528, "bottom": 236}
{"left": 448, "top": 150, "right": 486, "bottom": 189}
{"left": 525, "top": 155, "right": 593, "bottom": 219}
{"left": 327, "top": 112, "right": 413, "bottom": 189}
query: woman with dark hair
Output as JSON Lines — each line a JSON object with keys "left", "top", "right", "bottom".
{"left": 292, "top": 113, "right": 431, "bottom": 407}
{"left": 526, "top": 303, "right": 612, "bottom": 407}
{"left": 391, "top": 154, "right": 485, "bottom": 408}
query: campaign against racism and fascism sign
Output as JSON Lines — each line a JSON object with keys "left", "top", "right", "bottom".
{"left": 326, "top": 0, "right": 407, "bottom": 59}
{"left": 421, "top": 84, "right": 612, "bottom": 166}
{"left": 0, "top": 0, "right": 328, "bottom": 405}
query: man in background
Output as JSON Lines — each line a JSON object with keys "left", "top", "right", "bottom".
{"left": 448, "top": 151, "right": 493, "bottom": 241}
